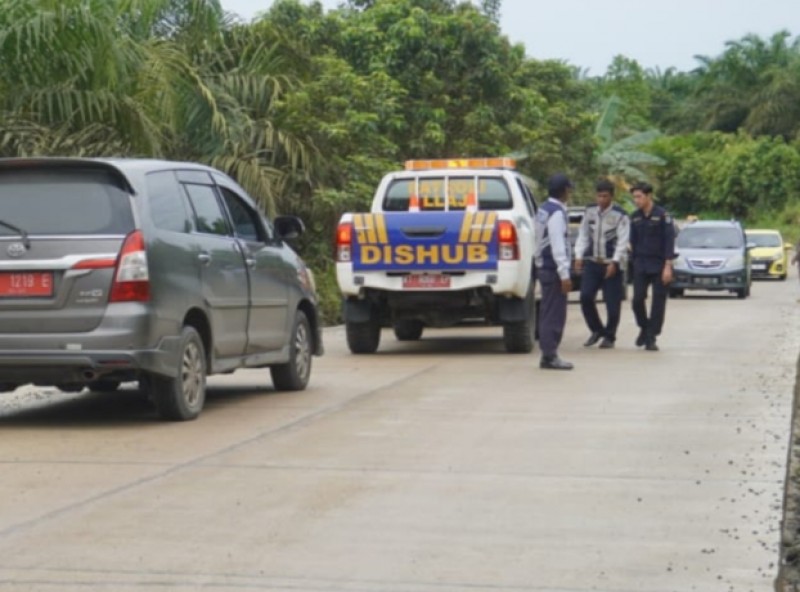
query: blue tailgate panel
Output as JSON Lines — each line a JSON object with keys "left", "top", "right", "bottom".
{"left": 352, "top": 212, "right": 499, "bottom": 272}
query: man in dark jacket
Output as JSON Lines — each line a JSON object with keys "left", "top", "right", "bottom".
{"left": 629, "top": 182, "right": 675, "bottom": 351}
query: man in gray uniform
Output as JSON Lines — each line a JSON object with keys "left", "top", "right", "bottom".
{"left": 574, "top": 180, "right": 630, "bottom": 349}
{"left": 534, "top": 174, "right": 574, "bottom": 370}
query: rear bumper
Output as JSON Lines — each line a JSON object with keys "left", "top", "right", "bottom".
{"left": 672, "top": 269, "right": 748, "bottom": 290}
{"left": 751, "top": 260, "right": 786, "bottom": 278}
{"left": 0, "top": 339, "right": 183, "bottom": 387}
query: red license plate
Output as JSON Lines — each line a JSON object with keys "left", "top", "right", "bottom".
{"left": 0, "top": 272, "right": 54, "bottom": 297}
{"left": 402, "top": 274, "right": 451, "bottom": 289}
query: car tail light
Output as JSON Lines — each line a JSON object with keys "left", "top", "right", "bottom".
{"left": 336, "top": 222, "right": 353, "bottom": 262}
{"left": 110, "top": 230, "right": 150, "bottom": 302}
{"left": 497, "top": 220, "right": 519, "bottom": 261}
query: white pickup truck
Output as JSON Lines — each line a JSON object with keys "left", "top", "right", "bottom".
{"left": 335, "top": 158, "right": 539, "bottom": 354}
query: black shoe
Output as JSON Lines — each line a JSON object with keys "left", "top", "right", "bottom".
{"left": 635, "top": 331, "right": 647, "bottom": 347}
{"left": 584, "top": 332, "right": 602, "bottom": 347}
{"left": 540, "top": 356, "right": 574, "bottom": 370}
{"left": 599, "top": 337, "right": 615, "bottom": 349}
{"left": 645, "top": 340, "right": 659, "bottom": 351}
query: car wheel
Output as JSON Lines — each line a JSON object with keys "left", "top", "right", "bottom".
{"left": 394, "top": 320, "right": 424, "bottom": 341}
{"left": 149, "top": 326, "right": 206, "bottom": 421}
{"left": 346, "top": 318, "right": 381, "bottom": 354}
{"left": 88, "top": 380, "right": 120, "bottom": 393}
{"left": 669, "top": 288, "right": 684, "bottom": 298}
{"left": 503, "top": 287, "right": 536, "bottom": 354}
{"left": 271, "top": 310, "right": 313, "bottom": 391}
{"left": 736, "top": 287, "right": 748, "bottom": 299}
{"left": 781, "top": 274, "right": 788, "bottom": 281}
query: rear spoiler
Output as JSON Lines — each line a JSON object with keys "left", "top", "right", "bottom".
{"left": 0, "top": 157, "right": 136, "bottom": 195}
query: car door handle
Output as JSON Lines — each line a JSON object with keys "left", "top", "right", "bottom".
{"left": 198, "top": 252, "right": 212, "bottom": 266}
{"left": 245, "top": 257, "right": 256, "bottom": 270}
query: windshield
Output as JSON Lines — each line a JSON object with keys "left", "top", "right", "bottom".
{"left": 746, "top": 233, "right": 782, "bottom": 248}
{"left": 0, "top": 168, "right": 135, "bottom": 236}
{"left": 677, "top": 227, "right": 743, "bottom": 249}
{"left": 384, "top": 176, "right": 512, "bottom": 211}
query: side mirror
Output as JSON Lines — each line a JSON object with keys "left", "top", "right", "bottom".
{"left": 785, "top": 242, "right": 794, "bottom": 250}
{"left": 273, "top": 215, "right": 305, "bottom": 240}
{"left": 746, "top": 243, "right": 756, "bottom": 250}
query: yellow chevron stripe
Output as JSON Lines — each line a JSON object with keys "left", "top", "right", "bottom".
{"left": 459, "top": 211, "right": 474, "bottom": 243}
{"left": 375, "top": 214, "right": 388, "bottom": 244}
{"left": 364, "top": 214, "right": 378, "bottom": 244}
{"left": 354, "top": 214, "right": 367, "bottom": 244}
{"left": 481, "top": 212, "right": 497, "bottom": 243}
{"left": 470, "top": 211, "right": 486, "bottom": 243}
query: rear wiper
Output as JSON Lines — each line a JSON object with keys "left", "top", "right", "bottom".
{"left": 0, "top": 219, "right": 31, "bottom": 250}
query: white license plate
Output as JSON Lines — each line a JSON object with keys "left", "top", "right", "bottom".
{"left": 693, "top": 277, "right": 719, "bottom": 286}
{"left": 751, "top": 264, "right": 767, "bottom": 271}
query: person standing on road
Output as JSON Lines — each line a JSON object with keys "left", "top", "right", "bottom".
{"left": 629, "top": 182, "right": 675, "bottom": 352}
{"left": 534, "top": 174, "right": 574, "bottom": 370}
{"left": 574, "top": 180, "right": 631, "bottom": 349}
{"left": 792, "top": 238, "right": 800, "bottom": 302}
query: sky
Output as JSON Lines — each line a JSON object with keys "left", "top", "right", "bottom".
{"left": 220, "top": 0, "right": 800, "bottom": 74}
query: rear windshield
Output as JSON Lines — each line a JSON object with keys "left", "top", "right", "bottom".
{"left": 747, "top": 233, "right": 781, "bottom": 248}
{"left": 0, "top": 168, "right": 135, "bottom": 236}
{"left": 677, "top": 227, "right": 743, "bottom": 249}
{"left": 384, "top": 176, "right": 512, "bottom": 211}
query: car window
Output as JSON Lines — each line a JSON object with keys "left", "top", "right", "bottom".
{"left": 219, "top": 187, "right": 264, "bottom": 243}
{"left": 747, "top": 233, "right": 782, "bottom": 248}
{"left": 677, "top": 227, "right": 743, "bottom": 249}
{"left": 0, "top": 168, "right": 134, "bottom": 236}
{"left": 183, "top": 184, "right": 230, "bottom": 236}
{"left": 146, "top": 171, "right": 191, "bottom": 233}
{"left": 384, "top": 176, "right": 513, "bottom": 211}
{"left": 515, "top": 178, "right": 535, "bottom": 216}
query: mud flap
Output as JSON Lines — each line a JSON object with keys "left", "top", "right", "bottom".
{"left": 343, "top": 299, "right": 374, "bottom": 323}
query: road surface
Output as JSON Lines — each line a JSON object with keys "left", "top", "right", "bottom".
{"left": 0, "top": 277, "right": 798, "bottom": 592}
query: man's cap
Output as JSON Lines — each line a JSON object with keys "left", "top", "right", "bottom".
{"left": 548, "top": 173, "right": 574, "bottom": 195}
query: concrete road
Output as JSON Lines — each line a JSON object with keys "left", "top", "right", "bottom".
{"left": 0, "top": 278, "right": 798, "bottom": 592}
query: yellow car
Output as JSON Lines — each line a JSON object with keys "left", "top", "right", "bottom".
{"left": 745, "top": 229, "right": 792, "bottom": 280}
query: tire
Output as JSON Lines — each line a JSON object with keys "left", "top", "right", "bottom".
{"left": 781, "top": 274, "right": 788, "bottom": 281}
{"left": 736, "top": 287, "right": 749, "bottom": 299}
{"left": 346, "top": 319, "right": 381, "bottom": 354}
{"left": 669, "top": 288, "right": 684, "bottom": 298}
{"left": 149, "top": 326, "right": 206, "bottom": 421}
{"left": 394, "top": 320, "right": 424, "bottom": 341}
{"left": 88, "top": 380, "right": 120, "bottom": 393}
{"left": 503, "top": 288, "right": 536, "bottom": 354}
{"left": 271, "top": 310, "right": 313, "bottom": 391}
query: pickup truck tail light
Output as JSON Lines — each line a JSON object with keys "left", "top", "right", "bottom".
{"left": 336, "top": 222, "right": 353, "bottom": 262}
{"left": 497, "top": 220, "right": 519, "bottom": 261}
{"left": 110, "top": 230, "right": 150, "bottom": 302}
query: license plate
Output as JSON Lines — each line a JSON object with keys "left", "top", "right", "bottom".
{"left": 0, "top": 272, "right": 54, "bottom": 297}
{"left": 751, "top": 264, "right": 767, "bottom": 271}
{"left": 693, "top": 276, "right": 719, "bottom": 286}
{"left": 402, "top": 274, "right": 451, "bottom": 289}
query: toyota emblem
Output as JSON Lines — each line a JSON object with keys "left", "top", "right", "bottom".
{"left": 6, "top": 242, "right": 26, "bottom": 258}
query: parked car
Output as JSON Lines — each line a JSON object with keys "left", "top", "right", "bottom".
{"left": 745, "top": 229, "right": 791, "bottom": 280}
{"left": 670, "top": 220, "right": 751, "bottom": 298}
{"left": 0, "top": 158, "right": 323, "bottom": 420}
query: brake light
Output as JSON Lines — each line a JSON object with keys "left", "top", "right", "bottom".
{"left": 109, "top": 230, "right": 150, "bottom": 302}
{"left": 336, "top": 222, "right": 353, "bottom": 262}
{"left": 497, "top": 220, "right": 519, "bottom": 260}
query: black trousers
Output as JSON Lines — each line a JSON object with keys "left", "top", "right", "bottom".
{"left": 538, "top": 268, "right": 567, "bottom": 358}
{"left": 580, "top": 260, "right": 623, "bottom": 341}
{"left": 632, "top": 268, "right": 667, "bottom": 339}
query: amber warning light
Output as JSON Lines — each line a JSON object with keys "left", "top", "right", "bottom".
{"left": 404, "top": 157, "right": 517, "bottom": 171}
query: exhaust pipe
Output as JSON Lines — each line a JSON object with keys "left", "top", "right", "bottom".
{"left": 82, "top": 370, "right": 98, "bottom": 382}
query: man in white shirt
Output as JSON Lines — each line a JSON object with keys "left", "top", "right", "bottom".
{"left": 533, "top": 174, "right": 574, "bottom": 370}
{"left": 574, "top": 180, "right": 631, "bottom": 349}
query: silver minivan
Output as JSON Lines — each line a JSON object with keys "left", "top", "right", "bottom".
{"left": 0, "top": 158, "right": 323, "bottom": 420}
